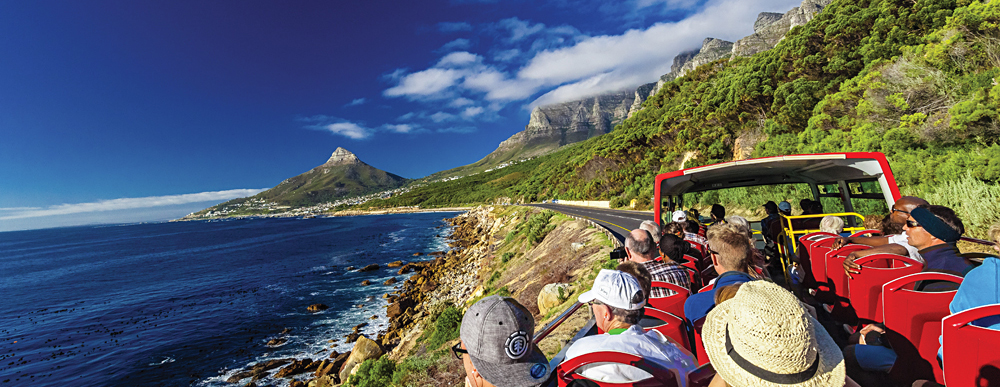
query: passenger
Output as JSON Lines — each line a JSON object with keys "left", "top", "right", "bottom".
{"left": 843, "top": 205, "right": 972, "bottom": 386}
{"left": 839, "top": 196, "right": 930, "bottom": 277}
{"left": 820, "top": 215, "right": 845, "bottom": 235}
{"left": 710, "top": 204, "right": 726, "bottom": 225}
{"left": 702, "top": 281, "right": 858, "bottom": 387}
{"left": 626, "top": 229, "right": 690, "bottom": 296}
{"left": 564, "top": 269, "right": 696, "bottom": 383}
{"left": 800, "top": 198, "right": 814, "bottom": 215}
{"left": 778, "top": 200, "right": 792, "bottom": 216}
{"left": 760, "top": 201, "right": 780, "bottom": 234}
{"left": 663, "top": 221, "right": 686, "bottom": 238}
{"left": 672, "top": 210, "right": 688, "bottom": 223}
{"left": 809, "top": 200, "right": 824, "bottom": 215}
{"left": 616, "top": 261, "right": 652, "bottom": 301}
{"left": 639, "top": 220, "right": 662, "bottom": 245}
{"left": 684, "top": 219, "right": 708, "bottom": 246}
{"left": 862, "top": 215, "right": 884, "bottom": 233}
{"left": 456, "top": 295, "right": 551, "bottom": 387}
{"left": 683, "top": 224, "right": 759, "bottom": 323}
{"left": 764, "top": 201, "right": 792, "bottom": 243}
{"left": 726, "top": 215, "right": 768, "bottom": 276}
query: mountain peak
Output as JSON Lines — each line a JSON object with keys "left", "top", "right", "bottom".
{"left": 325, "top": 147, "right": 361, "bottom": 166}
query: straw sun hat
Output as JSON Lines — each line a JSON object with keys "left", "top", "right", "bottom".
{"left": 702, "top": 281, "right": 845, "bottom": 387}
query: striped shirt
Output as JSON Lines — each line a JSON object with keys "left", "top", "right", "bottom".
{"left": 641, "top": 260, "right": 691, "bottom": 298}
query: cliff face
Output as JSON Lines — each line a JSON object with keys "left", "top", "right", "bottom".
{"left": 499, "top": 90, "right": 635, "bottom": 154}
{"left": 731, "top": 0, "right": 833, "bottom": 58}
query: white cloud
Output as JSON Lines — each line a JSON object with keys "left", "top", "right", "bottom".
{"left": 0, "top": 206, "right": 42, "bottom": 211}
{"left": 383, "top": 68, "right": 462, "bottom": 98}
{"left": 397, "top": 112, "right": 416, "bottom": 121}
{"left": 438, "top": 21, "right": 473, "bottom": 32}
{"left": 440, "top": 38, "right": 472, "bottom": 52}
{"left": 0, "top": 189, "right": 267, "bottom": 221}
{"left": 345, "top": 98, "right": 366, "bottom": 107}
{"left": 449, "top": 97, "right": 475, "bottom": 108}
{"left": 381, "top": 123, "right": 417, "bottom": 133}
{"left": 461, "top": 106, "right": 485, "bottom": 119}
{"left": 496, "top": 17, "right": 546, "bottom": 42}
{"left": 325, "top": 122, "right": 373, "bottom": 139}
{"left": 437, "top": 52, "right": 482, "bottom": 67}
{"left": 493, "top": 48, "right": 521, "bottom": 62}
{"left": 437, "top": 126, "right": 478, "bottom": 133}
{"left": 635, "top": 0, "right": 703, "bottom": 10}
{"left": 429, "top": 111, "right": 456, "bottom": 123}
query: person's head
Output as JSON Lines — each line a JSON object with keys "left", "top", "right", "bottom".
{"left": 799, "top": 199, "right": 813, "bottom": 215}
{"left": 711, "top": 204, "right": 726, "bottom": 222}
{"left": 763, "top": 201, "right": 778, "bottom": 215}
{"left": 706, "top": 224, "right": 752, "bottom": 274}
{"left": 639, "top": 220, "right": 662, "bottom": 244}
{"left": 725, "top": 215, "right": 753, "bottom": 241}
{"left": 579, "top": 269, "right": 645, "bottom": 332}
{"left": 690, "top": 208, "right": 701, "bottom": 220}
{"left": 684, "top": 219, "right": 701, "bottom": 234}
{"left": 625, "top": 229, "right": 657, "bottom": 262}
{"left": 905, "top": 205, "right": 964, "bottom": 249}
{"left": 663, "top": 221, "right": 685, "bottom": 237}
{"left": 714, "top": 283, "right": 743, "bottom": 305}
{"left": 819, "top": 216, "right": 845, "bottom": 235}
{"left": 616, "top": 261, "right": 652, "bottom": 303}
{"left": 671, "top": 210, "right": 688, "bottom": 223}
{"left": 990, "top": 222, "right": 1000, "bottom": 255}
{"left": 458, "top": 296, "right": 551, "bottom": 387}
{"left": 863, "top": 214, "right": 884, "bottom": 233}
{"left": 777, "top": 201, "right": 792, "bottom": 216}
{"left": 703, "top": 281, "right": 845, "bottom": 386}
{"left": 889, "top": 196, "right": 930, "bottom": 226}
{"left": 658, "top": 233, "right": 691, "bottom": 263}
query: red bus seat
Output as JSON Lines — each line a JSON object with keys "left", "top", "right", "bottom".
{"left": 849, "top": 229, "right": 882, "bottom": 237}
{"left": 882, "top": 272, "right": 963, "bottom": 384}
{"left": 680, "top": 261, "right": 702, "bottom": 289}
{"left": 700, "top": 265, "right": 718, "bottom": 285}
{"left": 556, "top": 351, "right": 681, "bottom": 387}
{"left": 688, "top": 363, "right": 716, "bottom": 387}
{"left": 825, "top": 244, "right": 872, "bottom": 299}
{"left": 698, "top": 283, "right": 714, "bottom": 294}
{"left": 643, "top": 307, "right": 691, "bottom": 352}
{"left": 942, "top": 304, "right": 1000, "bottom": 387}
{"left": 847, "top": 254, "right": 923, "bottom": 322}
{"left": 691, "top": 316, "right": 709, "bottom": 366}
{"left": 799, "top": 232, "right": 839, "bottom": 251}
{"left": 649, "top": 281, "right": 691, "bottom": 319}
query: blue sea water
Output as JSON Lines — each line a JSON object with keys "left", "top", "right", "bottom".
{"left": 0, "top": 213, "right": 459, "bottom": 386}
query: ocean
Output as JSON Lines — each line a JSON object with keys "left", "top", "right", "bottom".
{"left": 0, "top": 212, "right": 459, "bottom": 386}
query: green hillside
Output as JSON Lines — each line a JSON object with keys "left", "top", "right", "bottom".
{"left": 364, "top": 0, "right": 1000, "bottom": 235}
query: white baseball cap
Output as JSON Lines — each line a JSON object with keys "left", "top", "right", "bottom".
{"left": 672, "top": 210, "right": 688, "bottom": 222}
{"left": 578, "top": 269, "right": 646, "bottom": 310}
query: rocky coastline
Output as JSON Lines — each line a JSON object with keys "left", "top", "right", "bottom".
{"left": 224, "top": 205, "right": 614, "bottom": 387}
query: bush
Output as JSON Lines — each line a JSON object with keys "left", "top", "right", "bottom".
{"left": 610, "top": 196, "right": 628, "bottom": 208}
{"left": 501, "top": 252, "right": 514, "bottom": 264}
{"left": 426, "top": 305, "right": 463, "bottom": 350}
{"left": 345, "top": 356, "right": 396, "bottom": 387}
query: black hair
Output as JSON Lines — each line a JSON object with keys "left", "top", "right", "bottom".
{"left": 710, "top": 204, "right": 726, "bottom": 221}
{"left": 658, "top": 233, "right": 690, "bottom": 263}
{"left": 924, "top": 204, "right": 966, "bottom": 236}
{"left": 684, "top": 219, "right": 700, "bottom": 233}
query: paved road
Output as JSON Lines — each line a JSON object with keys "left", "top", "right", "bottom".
{"left": 528, "top": 203, "right": 655, "bottom": 242}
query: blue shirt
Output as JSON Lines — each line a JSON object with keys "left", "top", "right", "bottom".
{"left": 683, "top": 271, "right": 756, "bottom": 323}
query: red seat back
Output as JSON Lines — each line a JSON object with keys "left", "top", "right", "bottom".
{"left": 680, "top": 261, "right": 701, "bottom": 288}
{"left": 882, "top": 272, "right": 963, "bottom": 383}
{"left": 688, "top": 363, "right": 716, "bottom": 387}
{"left": 825, "top": 244, "right": 872, "bottom": 298}
{"left": 556, "top": 351, "right": 680, "bottom": 387}
{"left": 691, "top": 317, "right": 709, "bottom": 366}
{"left": 807, "top": 239, "right": 836, "bottom": 288}
{"left": 643, "top": 307, "right": 691, "bottom": 351}
{"left": 698, "top": 283, "right": 714, "bottom": 293}
{"left": 849, "top": 229, "right": 882, "bottom": 237}
{"left": 649, "top": 281, "right": 690, "bottom": 319}
{"left": 799, "top": 232, "right": 839, "bottom": 250}
{"left": 943, "top": 304, "right": 1000, "bottom": 387}
{"left": 848, "top": 254, "right": 923, "bottom": 322}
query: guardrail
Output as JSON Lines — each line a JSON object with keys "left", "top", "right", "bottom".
{"left": 560, "top": 214, "right": 624, "bottom": 249}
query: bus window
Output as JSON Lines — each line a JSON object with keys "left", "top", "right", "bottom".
{"left": 848, "top": 181, "right": 889, "bottom": 216}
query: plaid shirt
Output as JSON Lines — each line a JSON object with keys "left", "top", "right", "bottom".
{"left": 641, "top": 260, "right": 691, "bottom": 298}
{"left": 684, "top": 232, "right": 707, "bottom": 247}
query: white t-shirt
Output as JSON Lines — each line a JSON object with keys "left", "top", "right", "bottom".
{"left": 887, "top": 231, "right": 924, "bottom": 263}
{"left": 562, "top": 325, "right": 697, "bottom": 384}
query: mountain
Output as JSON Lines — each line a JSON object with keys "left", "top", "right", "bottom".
{"left": 437, "top": 0, "right": 832, "bottom": 180}
{"left": 190, "top": 148, "right": 408, "bottom": 216}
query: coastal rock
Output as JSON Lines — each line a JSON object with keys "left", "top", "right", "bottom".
{"left": 309, "top": 375, "right": 335, "bottom": 387}
{"left": 290, "top": 381, "right": 306, "bottom": 387}
{"left": 358, "top": 264, "right": 380, "bottom": 272}
{"left": 538, "top": 283, "right": 572, "bottom": 315}
{"left": 275, "top": 358, "right": 314, "bottom": 378}
{"left": 360, "top": 280, "right": 371, "bottom": 286}
{"left": 281, "top": 328, "right": 293, "bottom": 334}
{"left": 429, "top": 251, "right": 446, "bottom": 256}
{"left": 338, "top": 337, "right": 383, "bottom": 383}
{"left": 383, "top": 277, "right": 398, "bottom": 285}
{"left": 345, "top": 266, "right": 356, "bottom": 271}
{"left": 344, "top": 331, "right": 361, "bottom": 343}
{"left": 307, "top": 304, "right": 329, "bottom": 313}
{"left": 266, "top": 338, "right": 287, "bottom": 347}
{"left": 419, "top": 280, "right": 438, "bottom": 293}
{"left": 412, "top": 252, "right": 423, "bottom": 256}
{"left": 387, "top": 260, "right": 404, "bottom": 267}
{"left": 353, "top": 322, "right": 368, "bottom": 331}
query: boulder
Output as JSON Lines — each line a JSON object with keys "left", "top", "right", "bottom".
{"left": 429, "top": 251, "right": 446, "bottom": 256}
{"left": 353, "top": 322, "right": 368, "bottom": 331}
{"left": 338, "top": 337, "right": 383, "bottom": 383}
{"left": 307, "top": 304, "right": 329, "bottom": 313}
{"left": 266, "top": 338, "right": 286, "bottom": 347}
{"left": 345, "top": 266, "right": 356, "bottom": 271}
{"left": 281, "top": 328, "right": 293, "bottom": 334}
{"left": 275, "top": 358, "right": 314, "bottom": 378}
{"left": 360, "top": 280, "right": 371, "bottom": 286}
{"left": 371, "top": 314, "right": 379, "bottom": 320}
{"left": 419, "top": 280, "right": 438, "bottom": 293}
{"left": 290, "top": 381, "right": 306, "bottom": 387}
{"left": 386, "top": 260, "right": 404, "bottom": 267}
{"left": 412, "top": 252, "right": 423, "bottom": 256}
{"left": 308, "top": 375, "right": 335, "bottom": 387}
{"left": 344, "top": 331, "right": 361, "bottom": 343}
{"left": 383, "top": 277, "right": 398, "bottom": 285}
{"left": 357, "top": 264, "right": 380, "bottom": 272}
{"left": 537, "top": 283, "right": 572, "bottom": 315}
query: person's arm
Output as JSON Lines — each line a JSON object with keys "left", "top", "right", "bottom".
{"left": 709, "top": 373, "right": 729, "bottom": 387}
{"left": 843, "top": 244, "right": 910, "bottom": 278}
{"left": 831, "top": 235, "right": 890, "bottom": 250}
{"left": 844, "top": 376, "right": 862, "bottom": 387}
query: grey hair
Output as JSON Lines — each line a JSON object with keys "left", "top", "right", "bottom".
{"left": 725, "top": 215, "right": 752, "bottom": 239}
{"left": 639, "top": 220, "right": 662, "bottom": 244}
{"left": 625, "top": 229, "right": 655, "bottom": 257}
{"left": 820, "top": 216, "right": 845, "bottom": 235}
{"left": 609, "top": 305, "right": 643, "bottom": 325}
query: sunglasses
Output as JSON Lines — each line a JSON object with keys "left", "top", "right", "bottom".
{"left": 892, "top": 208, "right": 910, "bottom": 215}
{"left": 905, "top": 219, "right": 922, "bottom": 228}
{"left": 451, "top": 342, "right": 469, "bottom": 359}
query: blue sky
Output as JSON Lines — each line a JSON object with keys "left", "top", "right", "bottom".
{"left": 0, "top": 0, "right": 802, "bottom": 231}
